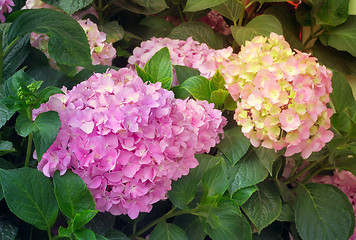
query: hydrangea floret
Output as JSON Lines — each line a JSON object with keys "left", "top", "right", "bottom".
{"left": 34, "top": 68, "right": 226, "bottom": 219}
{"left": 0, "top": 0, "right": 14, "bottom": 23}
{"left": 224, "top": 33, "right": 333, "bottom": 159}
{"left": 128, "top": 37, "right": 236, "bottom": 85}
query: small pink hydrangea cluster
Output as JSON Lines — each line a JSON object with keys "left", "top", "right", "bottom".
{"left": 0, "top": 0, "right": 14, "bottom": 23}
{"left": 225, "top": 33, "right": 333, "bottom": 159}
{"left": 23, "top": 0, "right": 116, "bottom": 67}
{"left": 312, "top": 170, "right": 356, "bottom": 239}
{"left": 22, "top": 0, "right": 53, "bottom": 9}
{"left": 78, "top": 19, "right": 116, "bottom": 66}
{"left": 128, "top": 37, "right": 236, "bottom": 85}
{"left": 34, "top": 68, "right": 226, "bottom": 219}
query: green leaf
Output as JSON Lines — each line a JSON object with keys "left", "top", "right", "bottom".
{"left": 171, "top": 86, "right": 191, "bottom": 99}
{"left": 339, "top": 158, "right": 356, "bottom": 176}
{"left": 184, "top": 0, "right": 227, "bottom": 12}
{"left": 58, "top": 226, "right": 72, "bottom": 238}
{"left": 169, "top": 22, "right": 224, "bottom": 49}
{"left": 330, "top": 71, "right": 355, "bottom": 113}
{"left": 254, "top": 146, "right": 279, "bottom": 175}
{"left": 217, "top": 127, "right": 250, "bottom": 165}
{"left": 139, "top": 16, "right": 175, "bottom": 39}
{"left": 296, "top": 3, "right": 313, "bottom": 26}
{"left": 72, "top": 210, "right": 99, "bottom": 230}
{"left": 224, "top": 94, "right": 237, "bottom": 111}
{"left": 85, "top": 212, "right": 115, "bottom": 236}
{"left": 41, "top": 0, "right": 93, "bottom": 15}
{"left": 53, "top": 170, "right": 96, "bottom": 219}
{"left": 0, "top": 141, "right": 15, "bottom": 156}
{"left": 16, "top": 111, "right": 60, "bottom": 161}
{"left": 350, "top": 0, "right": 356, "bottom": 14}
{"left": 228, "top": 151, "right": 269, "bottom": 194}
{"left": 168, "top": 173, "right": 197, "bottom": 209}
{"left": 3, "top": 34, "right": 31, "bottom": 80}
{"left": 104, "top": 229, "right": 129, "bottom": 240}
{"left": 312, "top": 40, "right": 356, "bottom": 75}
{"left": 328, "top": 184, "right": 356, "bottom": 239}
{"left": 102, "top": 21, "right": 125, "bottom": 43}
{"left": 111, "top": 0, "right": 168, "bottom": 14}
{"left": 319, "top": 16, "right": 356, "bottom": 57}
{"left": 295, "top": 183, "right": 353, "bottom": 240}
{"left": 173, "top": 65, "right": 200, "bottom": 85}
{"left": 15, "top": 113, "right": 34, "bottom": 137}
{"left": 37, "top": 86, "right": 63, "bottom": 105}
{"left": 149, "top": 222, "right": 188, "bottom": 240}
{"left": 201, "top": 205, "right": 252, "bottom": 240}
{"left": 169, "top": 154, "right": 223, "bottom": 209}
{"left": 0, "top": 158, "right": 16, "bottom": 201}
{"left": 212, "top": 0, "right": 242, "bottom": 24}
{"left": 241, "top": 181, "right": 282, "bottom": 232}
{"left": 231, "top": 15, "right": 283, "bottom": 46}
{"left": 210, "top": 89, "right": 229, "bottom": 107}
{"left": 135, "top": 64, "right": 154, "bottom": 83}
{"left": 210, "top": 69, "right": 225, "bottom": 91}
{"left": 191, "top": 154, "right": 224, "bottom": 182}
{"left": 26, "top": 66, "right": 73, "bottom": 89}
{"left": 57, "top": 62, "right": 78, "bottom": 78}
{"left": 0, "top": 104, "right": 15, "bottom": 129}
{"left": 74, "top": 228, "right": 97, "bottom": 240}
{"left": 232, "top": 185, "right": 258, "bottom": 205}
{"left": 181, "top": 76, "right": 212, "bottom": 101}
{"left": 314, "top": 0, "right": 349, "bottom": 27}
{"left": 0, "top": 168, "right": 59, "bottom": 231}
{"left": 174, "top": 215, "right": 206, "bottom": 240}
{"left": 201, "top": 161, "right": 228, "bottom": 203}
{"left": 144, "top": 47, "right": 173, "bottom": 89}
{"left": 7, "top": 8, "right": 91, "bottom": 67}
{"left": 0, "top": 218, "right": 18, "bottom": 240}
{"left": 277, "top": 202, "right": 294, "bottom": 222}
{"left": 4, "top": 70, "right": 35, "bottom": 98}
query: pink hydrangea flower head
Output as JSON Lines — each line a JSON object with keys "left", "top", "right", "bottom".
{"left": 225, "top": 33, "right": 334, "bottom": 159}
{"left": 34, "top": 68, "right": 226, "bottom": 219}
{"left": 127, "top": 37, "right": 237, "bottom": 86}
{"left": 0, "top": 0, "right": 14, "bottom": 23}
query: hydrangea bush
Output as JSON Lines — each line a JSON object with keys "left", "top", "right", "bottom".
{"left": 0, "top": 0, "right": 355, "bottom": 240}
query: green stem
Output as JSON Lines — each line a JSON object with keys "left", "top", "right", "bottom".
{"left": 47, "top": 229, "right": 54, "bottom": 240}
{"left": 25, "top": 109, "right": 33, "bottom": 168}
{"left": 98, "top": 0, "right": 104, "bottom": 25}
{"left": 3, "top": 35, "right": 21, "bottom": 57}
{"left": 238, "top": 0, "right": 246, "bottom": 27}
{"left": 284, "top": 156, "right": 327, "bottom": 185}
{"left": 303, "top": 35, "right": 314, "bottom": 48}
{"left": 130, "top": 207, "right": 194, "bottom": 239}
{"left": 25, "top": 133, "right": 33, "bottom": 168}
{"left": 177, "top": 3, "right": 185, "bottom": 23}
{"left": 133, "top": 219, "right": 137, "bottom": 236}
{"left": 302, "top": 159, "right": 329, "bottom": 184}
